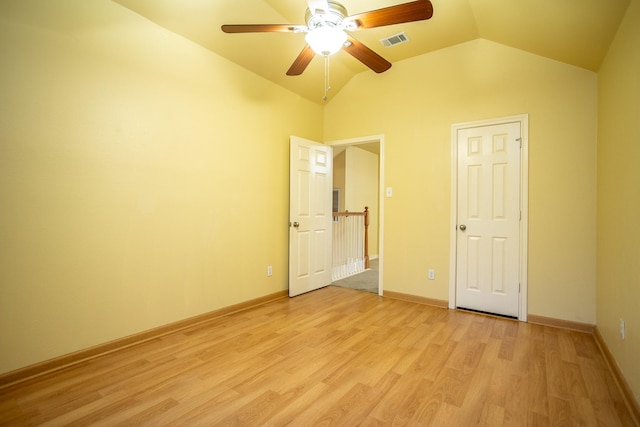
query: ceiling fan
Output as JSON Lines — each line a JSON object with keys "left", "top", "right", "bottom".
{"left": 221, "top": 0, "right": 433, "bottom": 76}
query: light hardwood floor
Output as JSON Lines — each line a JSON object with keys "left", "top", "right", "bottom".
{"left": 0, "top": 286, "right": 636, "bottom": 426}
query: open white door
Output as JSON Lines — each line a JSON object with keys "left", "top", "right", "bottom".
{"left": 289, "top": 136, "right": 333, "bottom": 297}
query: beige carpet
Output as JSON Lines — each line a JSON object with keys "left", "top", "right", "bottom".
{"left": 331, "top": 258, "right": 379, "bottom": 294}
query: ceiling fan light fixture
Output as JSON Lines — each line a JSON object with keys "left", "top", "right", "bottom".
{"left": 305, "top": 26, "right": 347, "bottom": 56}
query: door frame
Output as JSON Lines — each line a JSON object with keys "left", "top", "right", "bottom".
{"left": 448, "top": 115, "right": 529, "bottom": 321}
{"left": 326, "top": 134, "right": 385, "bottom": 296}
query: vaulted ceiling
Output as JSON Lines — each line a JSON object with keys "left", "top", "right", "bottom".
{"left": 113, "top": 0, "right": 630, "bottom": 103}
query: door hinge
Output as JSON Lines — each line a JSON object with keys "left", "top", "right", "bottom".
{"left": 516, "top": 137, "right": 522, "bottom": 148}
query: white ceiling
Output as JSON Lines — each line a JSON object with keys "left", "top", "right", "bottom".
{"left": 113, "top": 0, "right": 630, "bottom": 104}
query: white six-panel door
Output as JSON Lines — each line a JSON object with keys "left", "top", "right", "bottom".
{"left": 455, "top": 122, "right": 521, "bottom": 317}
{"left": 289, "top": 136, "right": 333, "bottom": 297}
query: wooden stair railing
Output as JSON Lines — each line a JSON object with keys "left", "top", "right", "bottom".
{"left": 332, "top": 206, "right": 370, "bottom": 278}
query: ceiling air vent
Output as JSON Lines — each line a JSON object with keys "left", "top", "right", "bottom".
{"left": 380, "top": 32, "right": 409, "bottom": 48}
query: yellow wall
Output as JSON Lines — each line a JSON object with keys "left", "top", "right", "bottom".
{"left": 345, "top": 147, "right": 379, "bottom": 257}
{"left": 597, "top": 0, "right": 640, "bottom": 403}
{"left": 325, "top": 39, "right": 598, "bottom": 324}
{"left": 0, "top": 1, "right": 322, "bottom": 374}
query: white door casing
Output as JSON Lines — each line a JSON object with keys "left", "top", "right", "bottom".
{"left": 289, "top": 136, "right": 333, "bottom": 297}
{"left": 449, "top": 116, "right": 528, "bottom": 320}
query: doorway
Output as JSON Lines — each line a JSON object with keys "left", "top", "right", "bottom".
{"left": 327, "top": 135, "right": 384, "bottom": 296}
{"left": 449, "top": 116, "right": 528, "bottom": 321}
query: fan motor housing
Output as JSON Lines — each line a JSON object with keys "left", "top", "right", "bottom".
{"left": 305, "top": 1, "right": 348, "bottom": 30}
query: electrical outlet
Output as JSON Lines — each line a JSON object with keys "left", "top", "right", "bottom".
{"left": 267, "top": 266, "right": 273, "bottom": 277}
{"left": 620, "top": 318, "right": 625, "bottom": 340}
{"left": 428, "top": 269, "right": 435, "bottom": 280}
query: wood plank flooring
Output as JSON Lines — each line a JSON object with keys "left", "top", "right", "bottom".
{"left": 1, "top": 286, "right": 636, "bottom": 426}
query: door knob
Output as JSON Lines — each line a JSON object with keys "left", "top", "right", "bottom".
{"left": 459, "top": 224, "right": 466, "bottom": 231}
{"left": 293, "top": 222, "right": 300, "bottom": 228}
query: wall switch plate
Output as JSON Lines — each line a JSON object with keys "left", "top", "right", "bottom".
{"left": 267, "top": 266, "right": 273, "bottom": 277}
{"left": 428, "top": 269, "right": 435, "bottom": 280}
{"left": 386, "top": 187, "right": 393, "bottom": 197}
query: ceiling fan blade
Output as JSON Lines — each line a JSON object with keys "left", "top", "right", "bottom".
{"left": 286, "top": 45, "right": 316, "bottom": 76}
{"left": 221, "top": 24, "right": 305, "bottom": 33}
{"left": 345, "top": 0, "right": 433, "bottom": 29}
{"left": 343, "top": 36, "right": 391, "bottom": 73}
